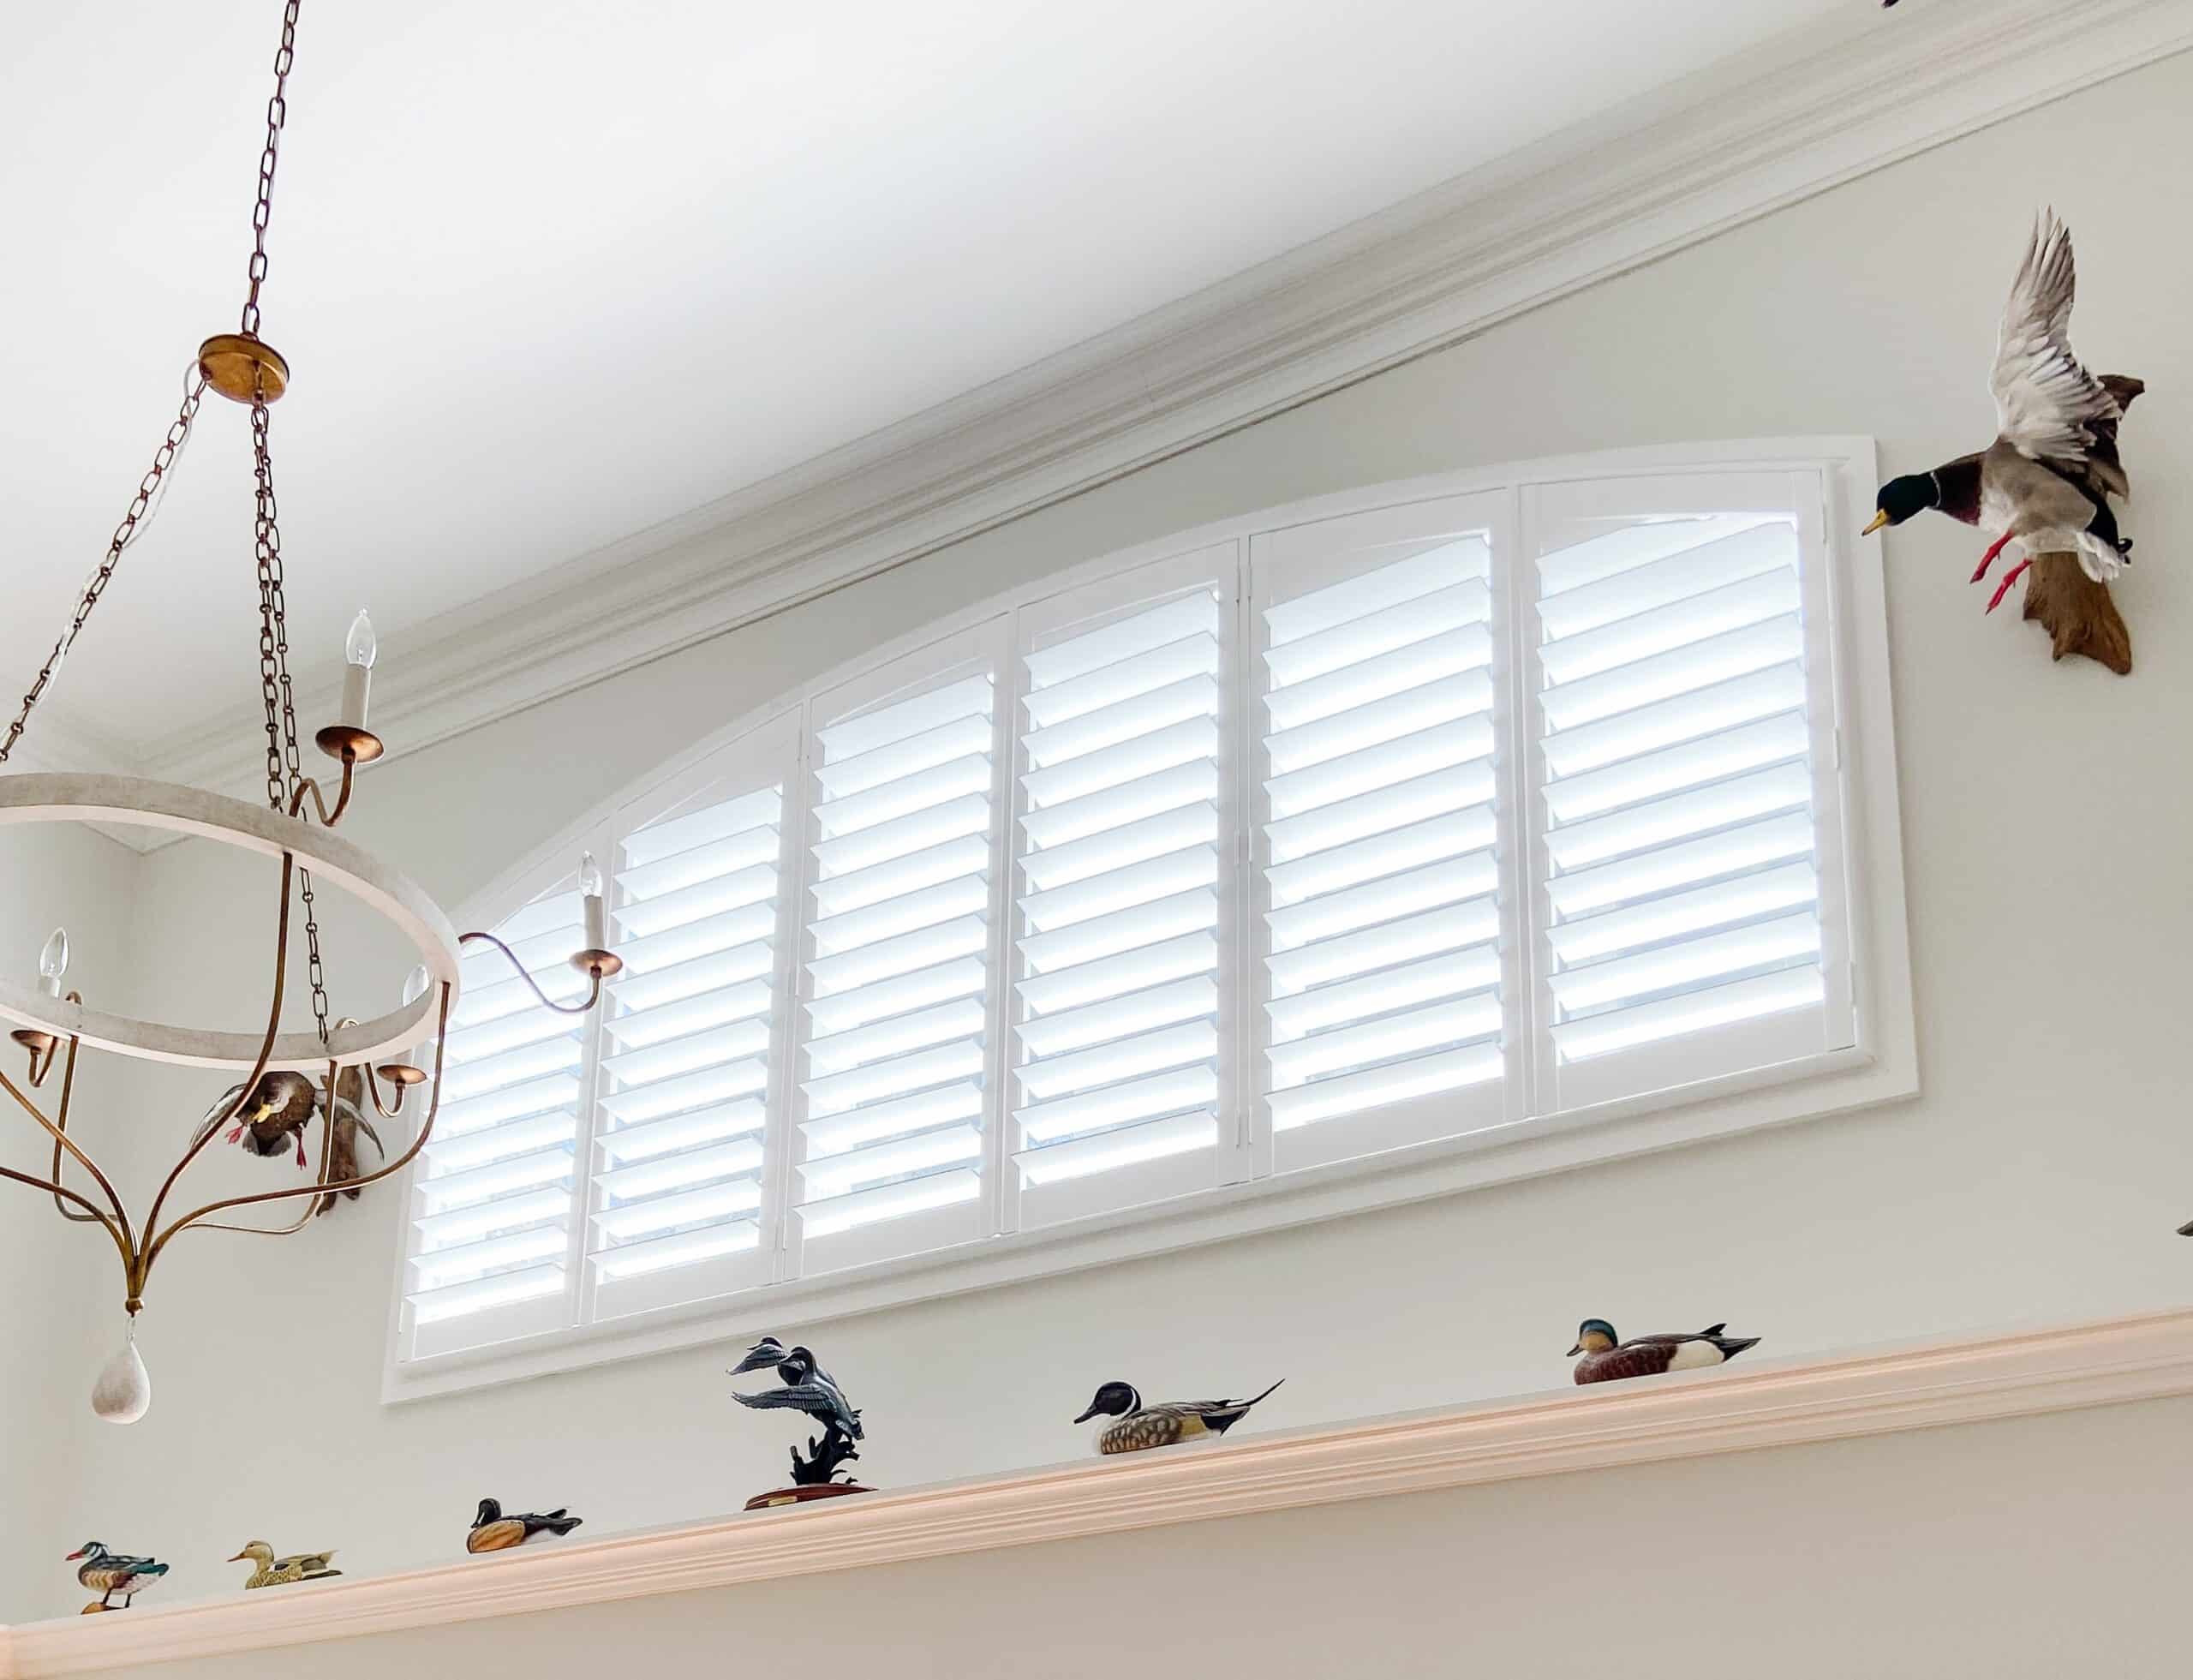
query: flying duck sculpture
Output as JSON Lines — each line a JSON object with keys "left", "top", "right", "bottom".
{"left": 727, "top": 1336, "right": 869, "bottom": 1504}
{"left": 1569, "top": 1319, "right": 1760, "bottom": 1385}
{"left": 65, "top": 1542, "right": 169, "bottom": 1612}
{"left": 191, "top": 1067, "right": 383, "bottom": 1193}
{"left": 465, "top": 1498, "right": 583, "bottom": 1554}
{"left": 228, "top": 1540, "right": 341, "bottom": 1589}
{"left": 1865, "top": 212, "right": 2142, "bottom": 672}
{"left": 1073, "top": 1378, "right": 1285, "bottom": 1455}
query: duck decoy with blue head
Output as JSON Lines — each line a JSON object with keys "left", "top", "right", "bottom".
{"left": 465, "top": 1498, "right": 583, "bottom": 1554}
{"left": 1074, "top": 1378, "right": 1284, "bottom": 1455}
{"left": 65, "top": 1542, "right": 169, "bottom": 1611}
{"left": 1865, "top": 212, "right": 2143, "bottom": 667}
{"left": 1569, "top": 1318, "right": 1760, "bottom": 1385}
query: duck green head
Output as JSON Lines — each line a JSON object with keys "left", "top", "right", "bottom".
{"left": 1569, "top": 1319, "right": 1618, "bottom": 1357}
{"left": 1863, "top": 474, "right": 1939, "bottom": 535}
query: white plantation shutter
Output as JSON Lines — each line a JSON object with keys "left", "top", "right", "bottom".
{"left": 403, "top": 882, "right": 589, "bottom": 1358}
{"left": 584, "top": 714, "right": 798, "bottom": 1320}
{"left": 1523, "top": 472, "right": 1852, "bottom": 1112}
{"left": 1008, "top": 548, "right": 1242, "bottom": 1227}
{"left": 1248, "top": 493, "right": 1520, "bottom": 1171}
{"left": 791, "top": 626, "right": 1008, "bottom": 1274}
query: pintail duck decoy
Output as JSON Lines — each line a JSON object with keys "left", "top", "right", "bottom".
{"left": 1569, "top": 1319, "right": 1760, "bottom": 1385}
{"left": 66, "top": 1541, "right": 169, "bottom": 1611}
{"left": 1073, "top": 1378, "right": 1284, "bottom": 1455}
{"left": 465, "top": 1498, "right": 583, "bottom": 1554}
{"left": 228, "top": 1540, "right": 341, "bottom": 1588}
{"left": 1865, "top": 212, "right": 2144, "bottom": 628}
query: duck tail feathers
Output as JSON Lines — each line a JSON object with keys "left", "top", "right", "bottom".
{"left": 542, "top": 1515, "right": 583, "bottom": 1537}
{"left": 1699, "top": 1323, "right": 1726, "bottom": 1337}
{"left": 1244, "top": 1378, "right": 1285, "bottom": 1408}
{"left": 1712, "top": 1336, "right": 1760, "bottom": 1361}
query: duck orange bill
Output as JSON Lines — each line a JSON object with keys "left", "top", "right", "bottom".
{"left": 1861, "top": 511, "right": 1889, "bottom": 535}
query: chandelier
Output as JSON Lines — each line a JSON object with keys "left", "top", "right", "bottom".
{"left": 0, "top": 2, "right": 617, "bottom": 1420}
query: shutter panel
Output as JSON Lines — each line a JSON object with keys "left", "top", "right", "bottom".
{"left": 584, "top": 715, "right": 797, "bottom": 1320}
{"left": 1009, "top": 549, "right": 1240, "bottom": 1228}
{"left": 1526, "top": 472, "right": 1851, "bottom": 1113}
{"left": 792, "top": 628, "right": 1005, "bottom": 1273}
{"left": 403, "top": 884, "right": 587, "bottom": 1358}
{"left": 1249, "top": 493, "right": 1519, "bottom": 1172}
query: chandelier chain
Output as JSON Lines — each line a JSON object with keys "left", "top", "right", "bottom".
{"left": 0, "top": 373, "right": 209, "bottom": 768}
{"left": 240, "top": 0, "right": 302, "bottom": 339}
{"left": 249, "top": 392, "right": 332, "bottom": 1048}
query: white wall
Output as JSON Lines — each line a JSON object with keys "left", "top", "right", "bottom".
{"left": 14, "top": 45, "right": 2193, "bottom": 1639}
{"left": 0, "top": 824, "right": 143, "bottom": 1614}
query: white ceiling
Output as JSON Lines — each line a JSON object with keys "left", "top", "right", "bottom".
{"left": 0, "top": 0, "right": 1853, "bottom": 753}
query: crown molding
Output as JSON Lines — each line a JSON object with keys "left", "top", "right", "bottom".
{"left": 122, "top": 0, "right": 2193, "bottom": 798}
{"left": 8, "top": 1306, "right": 2191, "bottom": 1676}
{"left": 0, "top": 708, "right": 164, "bottom": 854}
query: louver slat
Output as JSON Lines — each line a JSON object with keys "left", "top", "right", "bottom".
{"left": 405, "top": 887, "right": 585, "bottom": 1356}
{"left": 589, "top": 768, "right": 789, "bottom": 1313}
{"left": 795, "top": 656, "right": 1000, "bottom": 1270}
{"left": 1012, "top": 581, "right": 1234, "bottom": 1222}
{"left": 1533, "top": 500, "right": 1837, "bottom": 1108}
{"left": 1253, "top": 523, "right": 1512, "bottom": 1167}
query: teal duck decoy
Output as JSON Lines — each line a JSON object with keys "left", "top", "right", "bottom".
{"left": 66, "top": 1541, "right": 169, "bottom": 1611}
{"left": 1073, "top": 1379, "right": 1284, "bottom": 1455}
{"left": 1569, "top": 1318, "right": 1760, "bottom": 1385}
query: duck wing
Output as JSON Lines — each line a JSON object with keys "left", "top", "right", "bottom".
{"left": 735, "top": 1380, "right": 861, "bottom": 1438}
{"left": 191, "top": 1082, "right": 250, "bottom": 1146}
{"left": 1990, "top": 212, "right": 2119, "bottom": 470}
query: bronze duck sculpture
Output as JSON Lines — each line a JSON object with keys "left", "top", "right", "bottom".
{"left": 1569, "top": 1318, "right": 1760, "bottom": 1385}
{"left": 1073, "top": 1378, "right": 1284, "bottom": 1455}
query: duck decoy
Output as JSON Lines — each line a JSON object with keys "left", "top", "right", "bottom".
{"left": 1073, "top": 1378, "right": 1284, "bottom": 1455}
{"left": 1865, "top": 212, "right": 2143, "bottom": 670}
{"left": 228, "top": 1540, "right": 341, "bottom": 1588}
{"left": 465, "top": 1498, "right": 583, "bottom": 1554}
{"left": 65, "top": 1541, "right": 169, "bottom": 1611}
{"left": 1569, "top": 1319, "right": 1760, "bottom": 1385}
{"left": 727, "top": 1336, "right": 868, "bottom": 1498}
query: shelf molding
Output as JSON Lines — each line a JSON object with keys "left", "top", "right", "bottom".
{"left": 9, "top": 1306, "right": 2192, "bottom": 1677}
{"left": 53, "top": 0, "right": 2188, "bottom": 807}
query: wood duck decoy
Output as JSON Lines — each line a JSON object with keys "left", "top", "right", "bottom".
{"left": 465, "top": 1498, "right": 583, "bottom": 1554}
{"left": 1073, "top": 1378, "right": 1284, "bottom": 1455}
{"left": 65, "top": 1541, "right": 169, "bottom": 1611}
{"left": 1864, "top": 212, "right": 2143, "bottom": 641}
{"left": 1569, "top": 1318, "right": 1760, "bottom": 1385}
{"left": 728, "top": 1336, "right": 864, "bottom": 1486}
{"left": 228, "top": 1540, "right": 341, "bottom": 1588}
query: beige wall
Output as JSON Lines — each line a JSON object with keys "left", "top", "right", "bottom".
{"left": 9, "top": 44, "right": 2193, "bottom": 1652}
{"left": 97, "top": 1396, "right": 2193, "bottom": 1680}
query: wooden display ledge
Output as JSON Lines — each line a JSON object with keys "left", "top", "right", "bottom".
{"left": 5, "top": 1306, "right": 2191, "bottom": 1678}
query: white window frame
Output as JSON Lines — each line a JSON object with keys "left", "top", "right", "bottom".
{"left": 384, "top": 439, "right": 1914, "bottom": 1402}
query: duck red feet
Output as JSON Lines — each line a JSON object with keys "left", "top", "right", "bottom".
{"left": 1985, "top": 557, "right": 2032, "bottom": 614}
{"left": 1970, "top": 528, "right": 2017, "bottom": 583}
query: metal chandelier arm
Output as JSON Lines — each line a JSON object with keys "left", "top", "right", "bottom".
{"left": 141, "top": 982, "right": 452, "bottom": 1269}
{"left": 460, "top": 929, "right": 611, "bottom": 1014}
{"left": 0, "top": 1163, "right": 133, "bottom": 1275}
{"left": 140, "top": 855, "right": 294, "bottom": 1247}
{"left": 44, "top": 1029, "right": 101, "bottom": 1224}
{"left": 0, "top": 1060, "right": 133, "bottom": 1248}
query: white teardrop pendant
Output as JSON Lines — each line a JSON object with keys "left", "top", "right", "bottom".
{"left": 92, "top": 1320, "right": 151, "bottom": 1424}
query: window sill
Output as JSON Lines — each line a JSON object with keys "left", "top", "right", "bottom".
{"left": 386, "top": 1040, "right": 1908, "bottom": 1402}
{"left": 16, "top": 1305, "right": 2192, "bottom": 1678}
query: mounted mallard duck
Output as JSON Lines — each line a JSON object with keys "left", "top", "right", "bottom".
{"left": 1073, "top": 1379, "right": 1284, "bottom": 1455}
{"left": 228, "top": 1540, "right": 341, "bottom": 1588}
{"left": 65, "top": 1541, "right": 168, "bottom": 1611}
{"left": 1569, "top": 1318, "right": 1760, "bottom": 1385}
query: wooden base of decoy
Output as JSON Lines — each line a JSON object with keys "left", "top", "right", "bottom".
{"left": 80, "top": 1602, "right": 114, "bottom": 1616}
{"left": 2020, "top": 552, "right": 2131, "bottom": 674}
{"left": 744, "top": 1483, "right": 873, "bottom": 1511}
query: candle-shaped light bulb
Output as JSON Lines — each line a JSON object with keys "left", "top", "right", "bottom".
{"left": 580, "top": 852, "right": 607, "bottom": 950}
{"left": 38, "top": 928, "right": 69, "bottom": 997}
{"left": 340, "top": 608, "right": 377, "bottom": 729}
{"left": 402, "top": 964, "right": 430, "bottom": 1007}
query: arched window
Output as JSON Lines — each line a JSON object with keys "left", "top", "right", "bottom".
{"left": 388, "top": 441, "right": 1912, "bottom": 1394}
